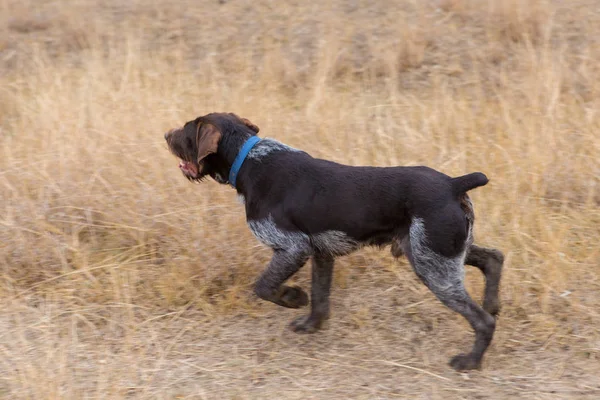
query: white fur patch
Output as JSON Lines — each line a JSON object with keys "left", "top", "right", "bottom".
{"left": 247, "top": 138, "right": 300, "bottom": 161}
{"left": 248, "top": 216, "right": 308, "bottom": 250}
{"left": 312, "top": 230, "right": 359, "bottom": 256}
{"left": 408, "top": 217, "right": 467, "bottom": 295}
{"left": 248, "top": 215, "right": 358, "bottom": 256}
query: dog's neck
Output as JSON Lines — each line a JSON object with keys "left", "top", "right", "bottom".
{"left": 228, "top": 136, "right": 261, "bottom": 188}
{"left": 209, "top": 133, "right": 258, "bottom": 189}
{"left": 212, "top": 136, "right": 299, "bottom": 193}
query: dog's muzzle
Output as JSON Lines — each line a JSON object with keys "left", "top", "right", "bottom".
{"left": 164, "top": 128, "right": 179, "bottom": 141}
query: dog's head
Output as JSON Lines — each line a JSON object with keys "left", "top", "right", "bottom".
{"left": 164, "top": 112, "right": 259, "bottom": 184}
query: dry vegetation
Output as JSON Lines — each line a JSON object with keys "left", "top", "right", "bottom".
{"left": 1, "top": 0, "right": 599, "bottom": 398}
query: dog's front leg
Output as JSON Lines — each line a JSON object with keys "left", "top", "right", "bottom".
{"left": 254, "top": 248, "right": 310, "bottom": 308}
{"left": 290, "top": 253, "right": 334, "bottom": 333}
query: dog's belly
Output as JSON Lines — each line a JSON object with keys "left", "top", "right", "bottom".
{"left": 247, "top": 215, "right": 360, "bottom": 256}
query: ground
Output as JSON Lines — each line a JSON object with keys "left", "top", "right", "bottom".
{"left": 1, "top": 0, "right": 599, "bottom": 398}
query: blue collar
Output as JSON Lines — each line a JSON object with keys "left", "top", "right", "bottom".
{"left": 228, "top": 136, "right": 261, "bottom": 188}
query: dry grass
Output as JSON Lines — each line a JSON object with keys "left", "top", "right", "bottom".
{"left": 1, "top": 0, "right": 599, "bottom": 398}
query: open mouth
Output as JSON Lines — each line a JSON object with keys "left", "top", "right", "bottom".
{"left": 178, "top": 160, "right": 199, "bottom": 178}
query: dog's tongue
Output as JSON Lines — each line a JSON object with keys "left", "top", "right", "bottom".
{"left": 179, "top": 160, "right": 198, "bottom": 176}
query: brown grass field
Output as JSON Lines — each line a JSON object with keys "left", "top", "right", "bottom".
{"left": 1, "top": 0, "right": 599, "bottom": 398}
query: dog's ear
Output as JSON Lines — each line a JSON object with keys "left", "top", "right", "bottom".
{"left": 229, "top": 113, "right": 260, "bottom": 133}
{"left": 241, "top": 117, "right": 260, "bottom": 133}
{"left": 196, "top": 123, "right": 222, "bottom": 163}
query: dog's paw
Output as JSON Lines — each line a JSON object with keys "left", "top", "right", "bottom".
{"left": 449, "top": 353, "right": 481, "bottom": 371}
{"left": 279, "top": 285, "right": 309, "bottom": 308}
{"left": 289, "top": 315, "right": 323, "bottom": 334}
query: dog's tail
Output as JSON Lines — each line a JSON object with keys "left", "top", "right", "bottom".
{"left": 451, "top": 172, "right": 489, "bottom": 196}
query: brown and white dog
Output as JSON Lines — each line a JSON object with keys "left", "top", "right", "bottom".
{"left": 164, "top": 112, "right": 504, "bottom": 371}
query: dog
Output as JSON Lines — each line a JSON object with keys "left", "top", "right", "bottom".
{"left": 164, "top": 112, "right": 504, "bottom": 371}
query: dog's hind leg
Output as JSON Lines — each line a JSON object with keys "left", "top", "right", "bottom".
{"left": 254, "top": 248, "right": 311, "bottom": 309}
{"left": 466, "top": 244, "right": 504, "bottom": 316}
{"left": 290, "top": 253, "right": 334, "bottom": 333}
{"left": 405, "top": 218, "right": 496, "bottom": 371}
